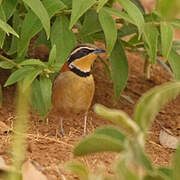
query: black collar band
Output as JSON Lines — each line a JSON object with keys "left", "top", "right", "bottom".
{"left": 70, "top": 66, "right": 91, "bottom": 77}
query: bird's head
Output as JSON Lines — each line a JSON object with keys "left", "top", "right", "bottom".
{"left": 67, "top": 44, "right": 106, "bottom": 75}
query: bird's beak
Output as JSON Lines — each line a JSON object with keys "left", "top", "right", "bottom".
{"left": 93, "top": 48, "right": 106, "bottom": 54}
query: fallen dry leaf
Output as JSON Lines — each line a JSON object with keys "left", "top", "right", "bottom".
{"left": 159, "top": 129, "right": 179, "bottom": 149}
{"left": 22, "top": 160, "right": 47, "bottom": 180}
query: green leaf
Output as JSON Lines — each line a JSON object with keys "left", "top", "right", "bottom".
{"left": 7, "top": 11, "right": 23, "bottom": 55}
{"left": 115, "top": 158, "right": 139, "bottom": 180}
{"left": 65, "top": 161, "right": 89, "bottom": 180}
{"left": 0, "top": 6, "right": 6, "bottom": 47}
{"left": 109, "top": 39, "right": 129, "bottom": 101}
{"left": 168, "top": 49, "right": 180, "bottom": 80}
{"left": 48, "top": 45, "right": 56, "bottom": 65}
{"left": 157, "top": 0, "right": 180, "bottom": 20}
{"left": 132, "top": 142, "right": 153, "bottom": 171}
{"left": 18, "top": 0, "right": 66, "bottom": 57}
{"left": 79, "top": 9, "right": 102, "bottom": 37}
{"left": 118, "top": 24, "right": 138, "bottom": 38}
{"left": 51, "top": 15, "right": 76, "bottom": 63}
{"left": 129, "top": 0, "right": 145, "bottom": 14}
{"left": 143, "top": 174, "right": 164, "bottom": 180}
{"left": 104, "top": 7, "right": 134, "bottom": 25}
{"left": 22, "top": 0, "right": 50, "bottom": 39}
{"left": 94, "top": 104, "right": 139, "bottom": 136}
{"left": 157, "top": 168, "right": 173, "bottom": 180}
{"left": 97, "top": 0, "right": 108, "bottom": 12}
{"left": 39, "top": 76, "right": 52, "bottom": 113}
{"left": 117, "top": 0, "right": 144, "bottom": 33}
{"left": 74, "top": 134, "right": 125, "bottom": 156}
{"left": 69, "top": 0, "right": 96, "bottom": 29}
{"left": 4, "top": 67, "right": 34, "bottom": 87}
{"left": 171, "top": 19, "right": 180, "bottom": 30}
{"left": 31, "top": 79, "right": 46, "bottom": 117}
{"left": 0, "top": 18, "right": 19, "bottom": 38}
{"left": 1, "top": 0, "right": 17, "bottom": 20}
{"left": 0, "top": 61, "right": 15, "bottom": 69}
{"left": 160, "top": 22, "right": 174, "bottom": 61}
{"left": 173, "top": 145, "right": 180, "bottom": 180}
{"left": 20, "top": 59, "right": 46, "bottom": 67}
{"left": 99, "top": 8, "right": 117, "bottom": 55}
{"left": 143, "top": 23, "right": 158, "bottom": 64}
{"left": 134, "top": 82, "right": 180, "bottom": 132}
{"left": 22, "top": 68, "right": 42, "bottom": 91}
{"left": 94, "top": 126, "right": 126, "bottom": 142}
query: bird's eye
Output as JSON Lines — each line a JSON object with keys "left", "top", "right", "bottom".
{"left": 79, "top": 49, "right": 92, "bottom": 55}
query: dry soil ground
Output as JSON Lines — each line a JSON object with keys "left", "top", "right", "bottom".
{"left": 0, "top": 1, "right": 180, "bottom": 179}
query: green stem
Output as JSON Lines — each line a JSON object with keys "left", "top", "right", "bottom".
{"left": 55, "top": 9, "right": 72, "bottom": 15}
{"left": 144, "top": 57, "right": 151, "bottom": 79}
{"left": 0, "top": 54, "right": 20, "bottom": 68}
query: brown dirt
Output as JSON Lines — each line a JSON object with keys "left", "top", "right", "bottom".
{"left": 0, "top": 1, "right": 180, "bottom": 179}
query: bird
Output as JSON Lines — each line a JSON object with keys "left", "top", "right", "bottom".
{"left": 51, "top": 44, "right": 106, "bottom": 136}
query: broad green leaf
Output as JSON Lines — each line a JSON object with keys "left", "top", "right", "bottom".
{"left": 129, "top": 0, "right": 145, "bottom": 14}
{"left": 74, "top": 134, "right": 125, "bottom": 156}
{"left": 117, "top": 0, "right": 144, "bottom": 33}
{"left": 1, "top": 0, "right": 17, "bottom": 20}
{"left": 143, "top": 23, "right": 158, "bottom": 64}
{"left": 157, "top": 0, "right": 180, "bottom": 20}
{"left": 160, "top": 22, "right": 174, "bottom": 61}
{"left": 134, "top": 82, "right": 180, "bottom": 132}
{"left": 4, "top": 67, "right": 34, "bottom": 87}
{"left": 97, "top": 0, "right": 108, "bottom": 12}
{"left": 51, "top": 15, "right": 76, "bottom": 63}
{"left": 48, "top": 45, "right": 56, "bottom": 65}
{"left": 172, "top": 145, "right": 180, "bottom": 180}
{"left": 132, "top": 142, "right": 153, "bottom": 171}
{"left": 118, "top": 25, "right": 138, "bottom": 38}
{"left": 79, "top": 10, "right": 102, "bottom": 37}
{"left": 20, "top": 59, "right": 46, "bottom": 67}
{"left": 115, "top": 158, "right": 138, "bottom": 180}
{"left": 22, "top": 68, "right": 42, "bottom": 91}
{"left": 104, "top": 7, "right": 134, "bottom": 25}
{"left": 94, "top": 104, "right": 139, "bottom": 136}
{"left": 109, "top": 39, "right": 129, "bottom": 101}
{"left": 0, "top": 7, "right": 6, "bottom": 47}
{"left": 69, "top": 0, "right": 96, "bottom": 29}
{"left": 39, "top": 76, "right": 52, "bottom": 113}
{"left": 168, "top": 49, "right": 180, "bottom": 80}
{"left": 0, "top": 61, "right": 14, "bottom": 69}
{"left": 94, "top": 126, "right": 126, "bottom": 142}
{"left": 7, "top": 11, "right": 23, "bottom": 55}
{"left": 0, "top": 18, "right": 19, "bottom": 38}
{"left": 143, "top": 174, "right": 164, "bottom": 180}
{"left": 31, "top": 79, "right": 46, "bottom": 117}
{"left": 157, "top": 168, "right": 173, "bottom": 180}
{"left": 65, "top": 161, "right": 89, "bottom": 180}
{"left": 22, "top": 0, "right": 50, "bottom": 39}
{"left": 18, "top": 0, "right": 66, "bottom": 57}
{"left": 99, "top": 8, "right": 117, "bottom": 55}
{"left": 171, "top": 19, "right": 180, "bottom": 30}
{"left": 35, "top": 30, "right": 51, "bottom": 49}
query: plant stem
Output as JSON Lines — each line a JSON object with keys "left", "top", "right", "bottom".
{"left": 55, "top": 9, "right": 72, "bottom": 15}
{"left": 0, "top": 54, "right": 20, "bottom": 68}
{"left": 144, "top": 57, "right": 151, "bottom": 79}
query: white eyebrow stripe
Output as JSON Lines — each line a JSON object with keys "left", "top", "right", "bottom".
{"left": 70, "top": 47, "right": 95, "bottom": 56}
